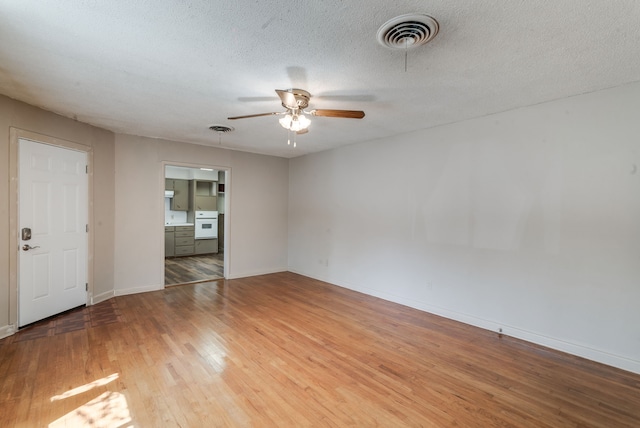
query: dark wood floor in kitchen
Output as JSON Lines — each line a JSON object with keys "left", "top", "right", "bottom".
{"left": 164, "top": 252, "right": 224, "bottom": 286}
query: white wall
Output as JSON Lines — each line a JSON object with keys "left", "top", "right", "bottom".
{"left": 0, "top": 95, "right": 115, "bottom": 335}
{"left": 288, "top": 81, "right": 640, "bottom": 374}
{"left": 114, "top": 134, "right": 289, "bottom": 295}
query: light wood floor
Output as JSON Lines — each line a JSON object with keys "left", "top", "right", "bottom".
{"left": 1, "top": 272, "right": 639, "bottom": 427}
{"left": 165, "top": 252, "right": 224, "bottom": 286}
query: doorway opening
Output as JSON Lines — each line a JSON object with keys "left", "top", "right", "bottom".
{"left": 163, "top": 164, "right": 227, "bottom": 286}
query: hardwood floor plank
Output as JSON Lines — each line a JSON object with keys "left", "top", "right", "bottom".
{"left": 165, "top": 252, "right": 224, "bottom": 286}
{"left": 1, "top": 272, "right": 639, "bottom": 427}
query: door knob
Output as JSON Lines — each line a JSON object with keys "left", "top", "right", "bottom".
{"left": 22, "top": 244, "right": 40, "bottom": 251}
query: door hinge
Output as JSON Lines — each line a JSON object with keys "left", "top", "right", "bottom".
{"left": 86, "top": 165, "right": 88, "bottom": 174}
{"left": 86, "top": 224, "right": 89, "bottom": 233}
{"left": 85, "top": 283, "right": 88, "bottom": 291}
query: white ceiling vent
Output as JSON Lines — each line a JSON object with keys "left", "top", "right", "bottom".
{"left": 209, "top": 124, "right": 234, "bottom": 144}
{"left": 377, "top": 14, "right": 439, "bottom": 50}
{"left": 209, "top": 125, "right": 234, "bottom": 133}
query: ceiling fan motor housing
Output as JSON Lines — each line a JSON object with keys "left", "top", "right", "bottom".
{"left": 279, "top": 88, "right": 310, "bottom": 110}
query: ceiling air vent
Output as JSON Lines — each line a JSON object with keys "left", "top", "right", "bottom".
{"left": 209, "top": 125, "right": 234, "bottom": 133}
{"left": 377, "top": 14, "right": 439, "bottom": 50}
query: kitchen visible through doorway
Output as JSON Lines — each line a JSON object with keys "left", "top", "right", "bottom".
{"left": 164, "top": 165, "right": 227, "bottom": 286}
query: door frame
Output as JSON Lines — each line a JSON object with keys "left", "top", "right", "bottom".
{"left": 162, "top": 161, "right": 230, "bottom": 285}
{"left": 8, "top": 128, "right": 94, "bottom": 331}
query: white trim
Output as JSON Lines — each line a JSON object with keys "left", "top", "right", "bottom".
{"left": 92, "top": 290, "right": 115, "bottom": 305}
{"left": 226, "top": 268, "right": 288, "bottom": 280}
{"left": 0, "top": 324, "right": 16, "bottom": 340}
{"left": 500, "top": 325, "right": 640, "bottom": 375}
{"left": 290, "top": 269, "right": 640, "bottom": 376}
{"left": 160, "top": 161, "right": 231, "bottom": 285}
{"left": 114, "top": 284, "right": 164, "bottom": 297}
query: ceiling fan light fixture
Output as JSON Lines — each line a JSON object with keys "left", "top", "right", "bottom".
{"left": 278, "top": 114, "right": 292, "bottom": 129}
{"left": 279, "top": 113, "right": 310, "bottom": 132}
{"left": 293, "top": 114, "right": 310, "bottom": 131}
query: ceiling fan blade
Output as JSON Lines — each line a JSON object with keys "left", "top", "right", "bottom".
{"left": 227, "top": 112, "right": 283, "bottom": 120}
{"left": 309, "top": 109, "right": 365, "bottom": 119}
{"left": 275, "top": 89, "right": 298, "bottom": 108}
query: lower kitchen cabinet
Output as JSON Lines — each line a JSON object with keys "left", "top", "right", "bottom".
{"left": 174, "top": 226, "right": 195, "bottom": 256}
{"left": 165, "top": 226, "right": 219, "bottom": 257}
{"left": 194, "top": 239, "right": 218, "bottom": 254}
{"left": 175, "top": 245, "right": 195, "bottom": 256}
{"left": 165, "top": 227, "right": 175, "bottom": 257}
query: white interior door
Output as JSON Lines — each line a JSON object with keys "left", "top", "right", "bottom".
{"left": 19, "top": 139, "right": 88, "bottom": 327}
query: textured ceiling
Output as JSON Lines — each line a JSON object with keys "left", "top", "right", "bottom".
{"left": 1, "top": 1, "right": 639, "bottom": 158}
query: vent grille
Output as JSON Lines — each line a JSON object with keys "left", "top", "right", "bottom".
{"left": 377, "top": 14, "right": 439, "bottom": 50}
{"left": 209, "top": 125, "right": 234, "bottom": 133}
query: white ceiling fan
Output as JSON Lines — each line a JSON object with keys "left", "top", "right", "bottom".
{"left": 228, "top": 88, "right": 365, "bottom": 134}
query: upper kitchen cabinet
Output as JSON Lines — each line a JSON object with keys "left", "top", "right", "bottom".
{"left": 190, "top": 180, "right": 217, "bottom": 211}
{"left": 166, "top": 178, "right": 189, "bottom": 211}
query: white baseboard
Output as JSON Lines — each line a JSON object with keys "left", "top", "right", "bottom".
{"left": 289, "top": 269, "right": 640, "bottom": 376}
{"left": 226, "top": 267, "right": 287, "bottom": 280}
{"left": 114, "top": 284, "right": 163, "bottom": 297}
{"left": 499, "top": 326, "right": 640, "bottom": 375}
{"left": 0, "top": 324, "right": 16, "bottom": 340}
{"left": 91, "top": 290, "right": 115, "bottom": 305}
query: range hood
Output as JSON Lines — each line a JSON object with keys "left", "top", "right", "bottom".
{"left": 164, "top": 190, "right": 174, "bottom": 198}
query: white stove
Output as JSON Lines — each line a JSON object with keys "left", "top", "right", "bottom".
{"left": 194, "top": 211, "right": 218, "bottom": 239}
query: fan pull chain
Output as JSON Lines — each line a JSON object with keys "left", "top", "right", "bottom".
{"left": 286, "top": 129, "right": 297, "bottom": 148}
{"left": 404, "top": 38, "right": 408, "bottom": 72}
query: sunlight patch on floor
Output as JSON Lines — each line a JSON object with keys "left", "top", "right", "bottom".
{"left": 49, "top": 374, "right": 132, "bottom": 427}
{"left": 49, "top": 391, "right": 131, "bottom": 428}
{"left": 50, "top": 373, "right": 119, "bottom": 402}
